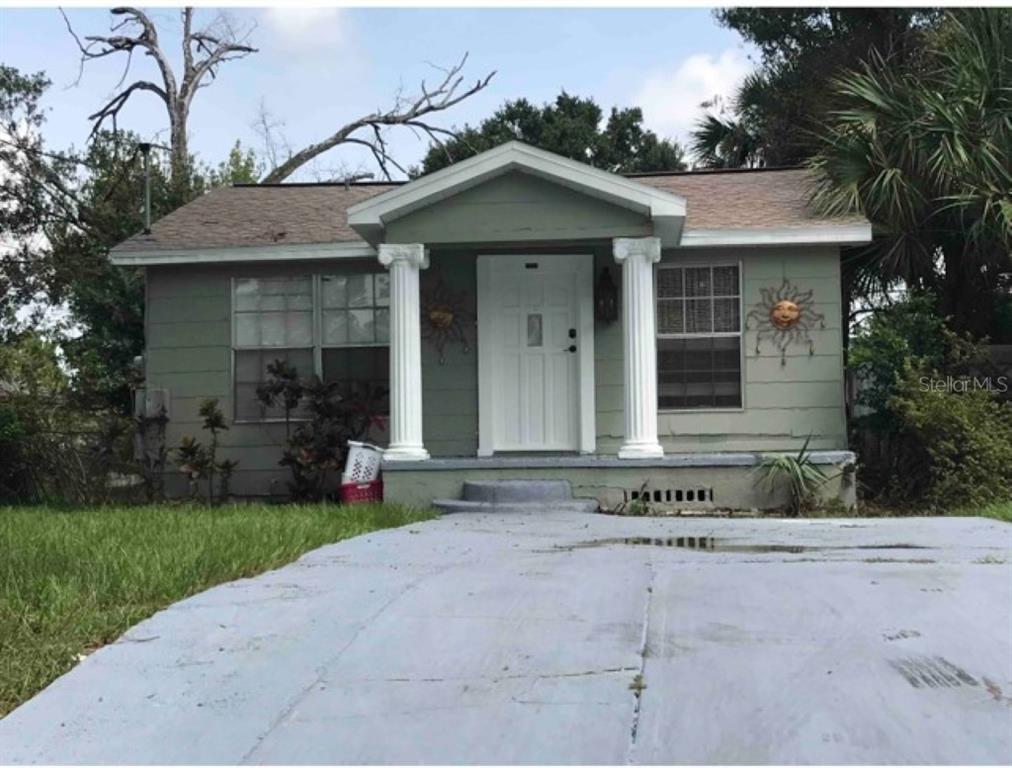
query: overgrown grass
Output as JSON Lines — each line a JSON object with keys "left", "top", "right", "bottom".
{"left": 850, "top": 499, "right": 1012, "bottom": 521}
{"left": 0, "top": 503, "right": 435, "bottom": 716}
{"left": 960, "top": 500, "right": 1012, "bottom": 523}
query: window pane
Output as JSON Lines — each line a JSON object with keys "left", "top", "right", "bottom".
{"left": 289, "top": 292, "right": 312, "bottom": 311}
{"left": 234, "top": 278, "right": 260, "bottom": 310}
{"left": 323, "top": 309, "right": 349, "bottom": 345}
{"left": 260, "top": 313, "right": 286, "bottom": 347}
{"left": 234, "top": 348, "right": 313, "bottom": 421}
{"left": 322, "top": 347, "right": 390, "bottom": 415}
{"left": 657, "top": 299, "right": 684, "bottom": 334}
{"left": 713, "top": 266, "right": 739, "bottom": 297}
{"left": 685, "top": 298, "right": 713, "bottom": 333}
{"left": 374, "top": 308, "right": 390, "bottom": 343}
{"left": 346, "top": 275, "right": 373, "bottom": 308}
{"left": 713, "top": 298, "right": 740, "bottom": 332}
{"left": 375, "top": 274, "right": 390, "bottom": 307}
{"left": 657, "top": 337, "right": 741, "bottom": 410}
{"left": 348, "top": 309, "right": 375, "bottom": 343}
{"left": 286, "top": 311, "right": 313, "bottom": 346}
{"left": 657, "top": 268, "right": 683, "bottom": 298}
{"left": 321, "top": 275, "right": 347, "bottom": 308}
{"left": 235, "top": 313, "right": 260, "bottom": 346}
{"left": 685, "top": 267, "right": 711, "bottom": 297}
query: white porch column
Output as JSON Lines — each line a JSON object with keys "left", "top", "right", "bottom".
{"left": 378, "top": 243, "right": 429, "bottom": 461}
{"left": 613, "top": 237, "right": 664, "bottom": 459}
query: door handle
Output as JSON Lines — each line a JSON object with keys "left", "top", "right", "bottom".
{"left": 565, "top": 345, "right": 577, "bottom": 353}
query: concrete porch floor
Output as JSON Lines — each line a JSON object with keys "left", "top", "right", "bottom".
{"left": 382, "top": 451, "right": 858, "bottom": 511}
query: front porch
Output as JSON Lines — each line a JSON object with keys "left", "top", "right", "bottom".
{"left": 348, "top": 143, "right": 685, "bottom": 465}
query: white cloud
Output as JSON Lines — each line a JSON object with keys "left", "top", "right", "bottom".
{"left": 260, "top": 7, "right": 349, "bottom": 55}
{"left": 633, "top": 49, "right": 752, "bottom": 147}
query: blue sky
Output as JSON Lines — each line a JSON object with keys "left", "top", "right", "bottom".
{"left": 1, "top": 6, "right": 756, "bottom": 179}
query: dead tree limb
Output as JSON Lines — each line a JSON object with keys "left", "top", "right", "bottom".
{"left": 261, "top": 53, "right": 495, "bottom": 183}
{"left": 60, "top": 6, "right": 257, "bottom": 185}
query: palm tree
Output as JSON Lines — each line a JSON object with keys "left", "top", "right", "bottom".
{"left": 809, "top": 9, "right": 1012, "bottom": 338}
{"left": 690, "top": 72, "right": 770, "bottom": 169}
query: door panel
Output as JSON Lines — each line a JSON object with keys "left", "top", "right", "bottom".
{"left": 483, "top": 255, "right": 585, "bottom": 452}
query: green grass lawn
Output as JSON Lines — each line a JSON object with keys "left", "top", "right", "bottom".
{"left": 0, "top": 502, "right": 436, "bottom": 717}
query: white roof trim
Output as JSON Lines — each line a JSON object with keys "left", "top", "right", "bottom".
{"left": 346, "top": 141, "right": 687, "bottom": 246}
{"left": 109, "top": 241, "right": 375, "bottom": 266}
{"left": 678, "top": 223, "right": 872, "bottom": 248}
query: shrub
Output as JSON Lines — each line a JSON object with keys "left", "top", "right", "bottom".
{"left": 850, "top": 294, "right": 983, "bottom": 429}
{"left": 848, "top": 293, "right": 1002, "bottom": 506}
{"left": 172, "top": 398, "right": 238, "bottom": 505}
{"left": 0, "top": 333, "right": 135, "bottom": 504}
{"left": 890, "top": 370, "right": 1012, "bottom": 509}
{"left": 255, "top": 361, "right": 387, "bottom": 502}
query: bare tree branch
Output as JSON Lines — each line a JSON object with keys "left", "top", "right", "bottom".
{"left": 261, "top": 53, "right": 495, "bottom": 183}
{"left": 60, "top": 5, "right": 257, "bottom": 183}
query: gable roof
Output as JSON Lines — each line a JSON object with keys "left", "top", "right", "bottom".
{"left": 110, "top": 147, "right": 870, "bottom": 265}
{"left": 346, "top": 142, "right": 687, "bottom": 246}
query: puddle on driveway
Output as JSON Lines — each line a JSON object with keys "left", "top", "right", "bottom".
{"left": 556, "top": 536, "right": 932, "bottom": 554}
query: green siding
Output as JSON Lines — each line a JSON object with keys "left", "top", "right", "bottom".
{"left": 145, "top": 261, "right": 381, "bottom": 497}
{"left": 144, "top": 240, "right": 846, "bottom": 498}
{"left": 386, "top": 171, "right": 652, "bottom": 244}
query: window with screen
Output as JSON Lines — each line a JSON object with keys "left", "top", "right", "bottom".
{"left": 656, "top": 264, "right": 742, "bottom": 409}
{"left": 231, "top": 273, "right": 390, "bottom": 422}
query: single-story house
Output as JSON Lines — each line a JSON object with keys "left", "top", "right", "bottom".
{"left": 110, "top": 142, "right": 869, "bottom": 510}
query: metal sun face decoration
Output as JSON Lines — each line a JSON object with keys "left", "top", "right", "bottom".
{"left": 421, "top": 276, "right": 473, "bottom": 365}
{"left": 746, "top": 278, "right": 826, "bottom": 366}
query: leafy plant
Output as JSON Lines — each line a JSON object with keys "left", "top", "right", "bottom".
{"left": 174, "top": 436, "right": 210, "bottom": 502}
{"left": 849, "top": 294, "right": 986, "bottom": 428}
{"left": 255, "top": 362, "right": 387, "bottom": 501}
{"left": 173, "top": 398, "right": 237, "bottom": 505}
{"left": 889, "top": 370, "right": 1012, "bottom": 509}
{"left": 254, "top": 359, "right": 303, "bottom": 437}
{"left": 753, "top": 436, "right": 829, "bottom": 515}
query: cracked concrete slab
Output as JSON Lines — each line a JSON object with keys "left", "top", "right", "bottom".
{"left": 0, "top": 513, "right": 1010, "bottom": 764}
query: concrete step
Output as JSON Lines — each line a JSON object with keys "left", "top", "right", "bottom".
{"left": 432, "top": 498, "right": 599, "bottom": 515}
{"left": 461, "top": 479, "right": 575, "bottom": 503}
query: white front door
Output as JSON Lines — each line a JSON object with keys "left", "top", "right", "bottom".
{"left": 477, "top": 254, "right": 594, "bottom": 454}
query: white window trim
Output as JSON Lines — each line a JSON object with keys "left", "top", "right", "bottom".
{"left": 654, "top": 260, "right": 746, "bottom": 414}
{"left": 230, "top": 274, "right": 390, "bottom": 424}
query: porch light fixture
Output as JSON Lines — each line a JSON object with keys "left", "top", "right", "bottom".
{"left": 595, "top": 267, "right": 619, "bottom": 324}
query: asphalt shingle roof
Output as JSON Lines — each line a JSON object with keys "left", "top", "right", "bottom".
{"left": 112, "top": 168, "right": 859, "bottom": 253}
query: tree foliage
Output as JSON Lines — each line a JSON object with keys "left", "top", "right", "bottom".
{"left": 692, "top": 8, "right": 937, "bottom": 168}
{"left": 418, "top": 92, "right": 685, "bottom": 175}
{"left": 1, "top": 65, "right": 262, "bottom": 416}
{"left": 810, "top": 9, "right": 1012, "bottom": 338}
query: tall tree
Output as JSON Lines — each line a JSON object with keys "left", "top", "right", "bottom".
{"left": 692, "top": 8, "right": 938, "bottom": 168}
{"left": 810, "top": 9, "right": 1012, "bottom": 339}
{"left": 62, "top": 6, "right": 256, "bottom": 191}
{"left": 418, "top": 92, "right": 685, "bottom": 175}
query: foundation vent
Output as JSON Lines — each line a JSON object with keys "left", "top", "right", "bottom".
{"left": 628, "top": 487, "right": 714, "bottom": 504}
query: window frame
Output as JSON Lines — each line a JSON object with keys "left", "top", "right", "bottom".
{"left": 654, "top": 260, "right": 746, "bottom": 414}
{"left": 230, "top": 273, "right": 390, "bottom": 424}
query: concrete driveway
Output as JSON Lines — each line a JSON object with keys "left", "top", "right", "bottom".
{"left": 2, "top": 512, "right": 1010, "bottom": 765}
